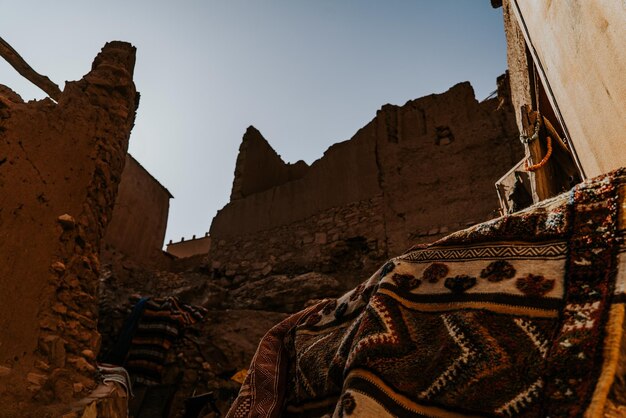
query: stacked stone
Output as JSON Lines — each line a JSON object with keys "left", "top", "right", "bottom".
{"left": 210, "top": 196, "right": 387, "bottom": 289}
{"left": 36, "top": 42, "right": 138, "bottom": 403}
{"left": 0, "top": 41, "right": 138, "bottom": 416}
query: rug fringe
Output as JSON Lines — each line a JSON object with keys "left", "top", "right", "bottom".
{"left": 585, "top": 304, "right": 625, "bottom": 418}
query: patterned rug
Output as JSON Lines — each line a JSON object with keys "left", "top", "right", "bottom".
{"left": 125, "top": 296, "right": 207, "bottom": 385}
{"left": 227, "top": 168, "right": 626, "bottom": 418}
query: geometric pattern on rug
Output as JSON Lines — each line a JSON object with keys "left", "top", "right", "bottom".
{"left": 227, "top": 168, "right": 626, "bottom": 418}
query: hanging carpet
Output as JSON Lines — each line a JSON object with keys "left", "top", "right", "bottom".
{"left": 227, "top": 168, "right": 626, "bottom": 417}
{"left": 125, "top": 296, "right": 207, "bottom": 386}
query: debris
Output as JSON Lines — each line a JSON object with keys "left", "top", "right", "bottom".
{"left": 51, "top": 262, "right": 67, "bottom": 274}
{"left": 57, "top": 214, "right": 76, "bottom": 230}
{"left": 26, "top": 372, "right": 47, "bottom": 386}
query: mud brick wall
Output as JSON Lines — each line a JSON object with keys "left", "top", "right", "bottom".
{"left": 374, "top": 80, "right": 521, "bottom": 253}
{"left": 210, "top": 196, "right": 387, "bottom": 288}
{"left": 0, "top": 41, "right": 138, "bottom": 417}
{"left": 208, "top": 80, "right": 522, "bottom": 285}
{"left": 103, "top": 154, "right": 172, "bottom": 267}
{"left": 230, "top": 126, "right": 309, "bottom": 200}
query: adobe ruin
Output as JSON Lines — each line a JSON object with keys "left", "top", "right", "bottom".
{"left": 0, "top": 41, "right": 138, "bottom": 417}
{"left": 0, "top": 36, "right": 524, "bottom": 416}
{"left": 5, "top": 1, "right": 623, "bottom": 414}
{"left": 102, "top": 154, "right": 173, "bottom": 268}
{"left": 90, "top": 74, "right": 524, "bottom": 417}
{"left": 206, "top": 77, "right": 522, "bottom": 287}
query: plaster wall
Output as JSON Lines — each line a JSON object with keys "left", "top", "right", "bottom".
{"left": 103, "top": 154, "right": 171, "bottom": 266}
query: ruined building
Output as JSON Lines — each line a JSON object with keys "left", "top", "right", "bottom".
{"left": 1, "top": 0, "right": 625, "bottom": 416}
{"left": 91, "top": 74, "right": 524, "bottom": 417}
{"left": 0, "top": 41, "right": 139, "bottom": 417}
{"left": 102, "top": 154, "right": 172, "bottom": 268}
{"left": 206, "top": 77, "right": 522, "bottom": 287}
{"left": 223, "top": 2, "right": 626, "bottom": 416}
{"left": 0, "top": 36, "right": 525, "bottom": 418}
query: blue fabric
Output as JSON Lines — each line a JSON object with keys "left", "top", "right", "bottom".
{"left": 102, "top": 296, "right": 150, "bottom": 365}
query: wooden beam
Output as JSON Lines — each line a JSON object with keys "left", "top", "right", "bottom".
{"left": 0, "top": 36, "right": 62, "bottom": 101}
{"left": 521, "top": 105, "right": 559, "bottom": 202}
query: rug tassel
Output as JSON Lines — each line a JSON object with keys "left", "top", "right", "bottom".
{"left": 585, "top": 304, "right": 625, "bottom": 418}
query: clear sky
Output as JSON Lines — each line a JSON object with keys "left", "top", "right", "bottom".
{"left": 0, "top": 1, "right": 506, "bottom": 246}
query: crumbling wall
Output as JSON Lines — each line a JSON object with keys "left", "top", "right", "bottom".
{"left": 208, "top": 79, "right": 522, "bottom": 284}
{"left": 97, "top": 262, "right": 291, "bottom": 417}
{"left": 103, "top": 154, "right": 172, "bottom": 267}
{"left": 377, "top": 81, "right": 520, "bottom": 253}
{"left": 230, "top": 126, "right": 309, "bottom": 200}
{"left": 0, "top": 41, "right": 138, "bottom": 417}
{"left": 212, "top": 123, "right": 381, "bottom": 238}
{"left": 211, "top": 196, "right": 386, "bottom": 288}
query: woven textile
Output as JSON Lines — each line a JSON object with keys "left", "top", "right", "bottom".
{"left": 125, "top": 296, "right": 207, "bottom": 385}
{"left": 97, "top": 363, "right": 133, "bottom": 397}
{"left": 227, "top": 168, "right": 626, "bottom": 418}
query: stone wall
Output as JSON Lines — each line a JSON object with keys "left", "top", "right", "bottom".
{"left": 103, "top": 154, "right": 172, "bottom": 267}
{"left": 376, "top": 80, "right": 520, "bottom": 253}
{"left": 208, "top": 79, "right": 522, "bottom": 285}
{"left": 211, "top": 122, "right": 381, "bottom": 238}
{"left": 97, "top": 258, "right": 293, "bottom": 417}
{"left": 211, "top": 196, "right": 387, "bottom": 288}
{"left": 0, "top": 42, "right": 138, "bottom": 417}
